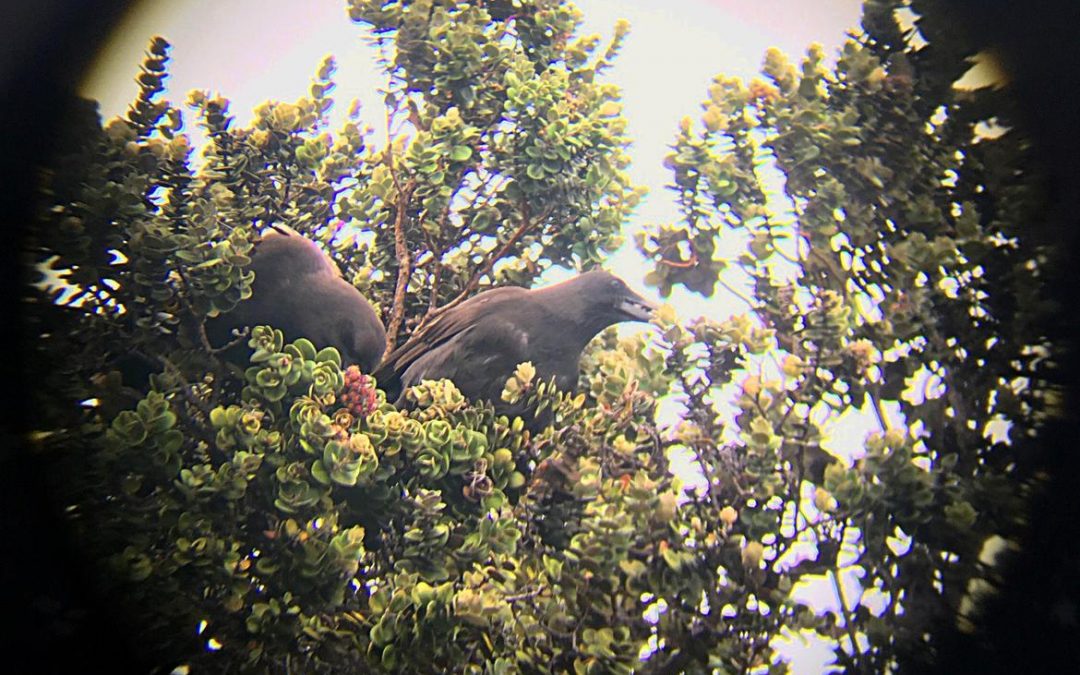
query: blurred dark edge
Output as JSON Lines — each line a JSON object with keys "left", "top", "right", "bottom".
{"left": 928, "top": 1, "right": 1080, "bottom": 672}
{"left": 0, "top": 0, "right": 1077, "bottom": 672}
{"left": 1, "top": 2, "right": 149, "bottom": 672}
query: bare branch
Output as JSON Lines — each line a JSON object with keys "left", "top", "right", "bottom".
{"left": 382, "top": 179, "right": 416, "bottom": 359}
{"left": 417, "top": 201, "right": 552, "bottom": 333}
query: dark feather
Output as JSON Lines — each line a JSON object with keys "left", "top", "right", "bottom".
{"left": 207, "top": 229, "right": 386, "bottom": 372}
{"left": 374, "top": 270, "right": 656, "bottom": 425}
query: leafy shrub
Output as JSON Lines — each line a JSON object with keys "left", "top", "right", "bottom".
{"left": 25, "top": 1, "right": 1059, "bottom": 672}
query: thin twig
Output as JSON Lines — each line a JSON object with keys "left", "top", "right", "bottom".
{"left": 380, "top": 90, "right": 418, "bottom": 359}
{"left": 868, "top": 384, "right": 892, "bottom": 432}
{"left": 209, "top": 327, "right": 251, "bottom": 355}
{"left": 657, "top": 252, "right": 700, "bottom": 269}
{"left": 830, "top": 565, "right": 865, "bottom": 669}
{"left": 173, "top": 266, "right": 215, "bottom": 354}
{"left": 382, "top": 180, "right": 416, "bottom": 359}
{"left": 717, "top": 277, "right": 758, "bottom": 310}
{"left": 504, "top": 587, "right": 544, "bottom": 603}
{"left": 427, "top": 263, "right": 441, "bottom": 314}
{"left": 416, "top": 201, "right": 550, "bottom": 332}
{"left": 462, "top": 201, "right": 535, "bottom": 292}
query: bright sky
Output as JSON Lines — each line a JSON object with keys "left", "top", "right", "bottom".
{"left": 81, "top": 0, "right": 867, "bottom": 392}
{"left": 83, "top": 0, "right": 865, "bottom": 320}
{"left": 82, "top": 0, "right": 863, "bottom": 317}
{"left": 82, "top": 2, "right": 870, "bottom": 671}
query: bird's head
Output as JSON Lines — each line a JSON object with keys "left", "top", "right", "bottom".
{"left": 550, "top": 269, "right": 658, "bottom": 330}
{"left": 336, "top": 307, "right": 387, "bottom": 374}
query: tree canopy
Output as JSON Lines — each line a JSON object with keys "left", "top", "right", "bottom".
{"left": 23, "top": 0, "right": 1062, "bottom": 672}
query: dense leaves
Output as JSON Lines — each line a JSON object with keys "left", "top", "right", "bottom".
{"left": 635, "top": 0, "right": 1059, "bottom": 669}
{"left": 24, "top": 0, "right": 1058, "bottom": 672}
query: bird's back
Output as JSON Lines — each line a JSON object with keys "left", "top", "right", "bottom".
{"left": 374, "top": 286, "right": 532, "bottom": 401}
{"left": 208, "top": 231, "right": 385, "bottom": 372}
{"left": 374, "top": 271, "right": 654, "bottom": 425}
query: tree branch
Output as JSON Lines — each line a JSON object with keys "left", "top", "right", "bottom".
{"left": 416, "top": 201, "right": 550, "bottom": 333}
{"left": 173, "top": 265, "right": 215, "bottom": 354}
{"left": 382, "top": 180, "right": 416, "bottom": 359}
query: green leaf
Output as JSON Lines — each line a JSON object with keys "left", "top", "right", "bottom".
{"left": 310, "top": 460, "right": 331, "bottom": 485}
{"left": 315, "top": 346, "right": 342, "bottom": 366}
{"left": 158, "top": 429, "right": 184, "bottom": 454}
{"left": 449, "top": 145, "right": 473, "bottom": 162}
{"left": 292, "top": 338, "right": 317, "bottom": 361}
{"left": 210, "top": 407, "right": 228, "bottom": 428}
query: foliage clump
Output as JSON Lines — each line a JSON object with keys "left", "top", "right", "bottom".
{"left": 24, "top": 1, "right": 1060, "bottom": 672}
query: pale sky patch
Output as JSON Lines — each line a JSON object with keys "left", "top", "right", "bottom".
{"left": 82, "top": 0, "right": 863, "bottom": 323}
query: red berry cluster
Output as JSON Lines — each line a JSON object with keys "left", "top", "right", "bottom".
{"left": 342, "top": 366, "right": 377, "bottom": 418}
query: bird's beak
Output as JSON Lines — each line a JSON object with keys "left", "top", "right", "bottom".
{"left": 618, "top": 289, "right": 659, "bottom": 322}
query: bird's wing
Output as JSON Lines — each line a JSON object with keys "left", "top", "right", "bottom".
{"left": 396, "top": 316, "right": 531, "bottom": 404}
{"left": 373, "top": 286, "right": 528, "bottom": 394}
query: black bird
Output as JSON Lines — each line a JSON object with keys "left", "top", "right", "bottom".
{"left": 208, "top": 229, "right": 386, "bottom": 372}
{"left": 373, "top": 270, "right": 657, "bottom": 422}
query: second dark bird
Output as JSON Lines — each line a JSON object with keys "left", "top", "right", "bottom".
{"left": 373, "top": 270, "right": 657, "bottom": 425}
{"left": 207, "top": 228, "right": 386, "bottom": 373}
